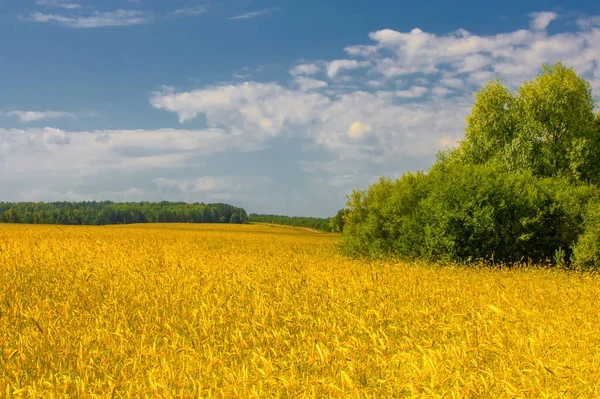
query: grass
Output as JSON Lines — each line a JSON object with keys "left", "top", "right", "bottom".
{"left": 0, "top": 223, "right": 599, "bottom": 398}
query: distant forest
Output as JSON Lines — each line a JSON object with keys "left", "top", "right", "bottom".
{"left": 248, "top": 214, "right": 333, "bottom": 231}
{"left": 0, "top": 201, "right": 248, "bottom": 225}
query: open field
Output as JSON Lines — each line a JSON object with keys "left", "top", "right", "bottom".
{"left": 1, "top": 223, "right": 599, "bottom": 398}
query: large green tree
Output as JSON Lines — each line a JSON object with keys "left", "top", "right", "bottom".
{"left": 458, "top": 62, "right": 599, "bottom": 184}
{"left": 462, "top": 80, "right": 518, "bottom": 165}
{"left": 514, "top": 62, "right": 597, "bottom": 181}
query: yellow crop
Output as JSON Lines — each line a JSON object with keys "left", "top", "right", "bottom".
{"left": 1, "top": 223, "right": 599, "bottom": 398}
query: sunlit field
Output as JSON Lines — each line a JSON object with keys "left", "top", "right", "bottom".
{"left": 1, "top": 223, "right": 599, "bottom": 398}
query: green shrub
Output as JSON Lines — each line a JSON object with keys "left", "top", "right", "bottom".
{"left": 421, "top": 163, "right": 574, "bottom": 264}
{"left": 340, "top": 161, "right": 600, "bottom": 265}
{"left": 573, "top": 200, "right": 600, "bottom": 270}
{"left": 340, "top": 172, "right": 430, "bottom": 259}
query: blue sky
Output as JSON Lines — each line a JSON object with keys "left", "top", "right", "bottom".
{"left": 1, "top": 0, "right": 599, "bottom": 217}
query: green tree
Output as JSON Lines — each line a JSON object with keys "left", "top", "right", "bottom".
{"left": 248, "top": 214, "right": 331, "bottom": 231}
{"left": 457, "top": 62, "right": 598, "bottom": 184}
{"left": 461, "top": 80, "right": 517, "bottom": 165}
{"left": 329, "top": 209, "right": 347, "bottom": 232}
{"left": 0, "top": 201, "right": 248, "bottom": 226}
{"left": 230, "top": 213, "right": 240, "bottom": 224}
{"left": 512, "top": 62, "right": 597, "bottom": 181}
{"left": 4, "top": 208, "right": 20, "bottom": 223}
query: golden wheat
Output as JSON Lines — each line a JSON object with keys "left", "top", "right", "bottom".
{"left": 0, "top": 223, "right": 599, "bottom": 398}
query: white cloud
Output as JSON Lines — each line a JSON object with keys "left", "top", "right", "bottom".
{"left": 344, "top": 44, "right": 379, "bottom": 57}
{"left": 4, "top": 110, "right": 77, "bottom": 122}
{"left": 366, "top": 80, "right": 384, "bottom": 88}
{"left": 30, "top": 9, "right": 152, "bottom": 28}
{"left": 35, "top": 0, "right": 81, "bottom": 9}
{"left": 294, "top": 77, "right": 328, "bottom": 91}
{"left": 431, "top": 87, "right": 453, "bottom": 97}
{"left": 0, "top": 125, "right": 276, "bottom": 205}
{"left": 150, "top": 81, "right": 471, "bottom": 164}
{"left": 395, "top": 86, "right": 427, "bottom": 98}
{"left": 290, "top": 63, "right": 322, "bottom": 76}
{"left": 0, "top": 127, "right": 265, "bottom": 176}
{"left": 333, "top": 13, "right": 600, "bottom": 96}
{"left": 227, "top": 8, "right": 273, "bottom": 21}
{"left": 529, "top": 11, "right": 558, "bottom": 31}
{"left": 150, "top": 10, "right": 600, "bottom": 170}
{"left": 150, "top": 82, "right": 331, "bottom": 135}
{"left": 327, "top": 59, "right": 370, "bottom": 78}
{"left": 459, "top": 54, "right": 492, "bottom": 72}
{"left": 577, "top": 15, "right": 600, "bottom": 29}
{"left": 347, "top": 121, "right": 372, "bottom": 138}
{"left": 169, "top": 6, "right": 207, "bottom": 18}
{"left": 439, "top": 76, "right": 465, "bottom": 88}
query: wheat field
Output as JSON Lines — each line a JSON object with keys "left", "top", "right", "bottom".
{"left": 0, "top": 223, "right": 599, "bottom": 398}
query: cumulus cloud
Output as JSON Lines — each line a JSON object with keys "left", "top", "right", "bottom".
{"left": 395, "top": 86, "right": 428, "bottom": 98}
{"left": 0, "top": 127, "right": 266, "bottom": 175}
{"left": 327, "top": 59, "right": 370, "bottom": 78}
{"left": 294, "top": 77, "right": 328, "bottom": 91}
{"left": 290, "top": 63, "right": 322, "bottom": 76}
{"left": 150, "top": 10, "right": 600, "bottom": 174}
{"left": 347, "top": 121, "right": 372, "bottom": 138}
{"left": 431, "top": 86, "right": 453, "bottom": 97}
{"left": 150, "top": 81, "right": 470, "bottom": 164}
{"left": 4, "top": 110, "right": 77, "bottom": 122}
{"left": 529, "top": 11, "right": 558, "bottom": 31}
{"left": 577, "top": 15, "right": 600, "bottom": 29}
{"left": 339, "top": 13, "right": 600, "bottom": 94}
{"left": 150, "top": 82, "right": 331, "bottom": 134}
{"left": 0, "top": 126, "right": 279, "bottom": 205}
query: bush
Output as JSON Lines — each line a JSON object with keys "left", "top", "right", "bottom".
{"left": 573, "top": 200, "right": 600, "bottom": 270}
{"left": 340, "top": 172, "right": 430, "bottom": 259}
{"left": 421, "top": 163, "right": 585, "bottom": 264}
{"left": 340, "top": 162, "right": 600, "bottom": 265}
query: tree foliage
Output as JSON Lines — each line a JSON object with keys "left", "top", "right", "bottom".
{"left": 248, "top": 214, "right": 333, "bottom": 231}
{"left": 340, "top": 62, "right": 600, "bottom": 268}
{"left": 328, "top": 209, "right": 347, "bottom": 232}
{"left": 462, "top": 80, "right": 517, "bottom": 164}
{"left": 0, "top": 201, "right": 248, "bottom": 225}
{"left": 458, "top": 62, "right": 599, "bottom": 183}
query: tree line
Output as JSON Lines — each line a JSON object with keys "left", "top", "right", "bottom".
{"left": 248, "top": 214, "right": 333, "bottom": 231}
{"left": 0, "top": 201, "right": 248, "bottom": 225}
{"left": 340, "top": 63, "right": 600, "bottom": 269}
